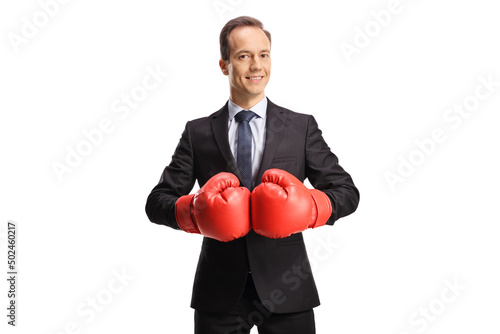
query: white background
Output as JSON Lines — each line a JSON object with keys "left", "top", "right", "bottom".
{"left": 1, "top": 0, "right": 499, "bottom": 333}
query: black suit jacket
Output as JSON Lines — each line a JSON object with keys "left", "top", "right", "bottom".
{"left": 145, "top": 98, "right": 359, "bottom": 313}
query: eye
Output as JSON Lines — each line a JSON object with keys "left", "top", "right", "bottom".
{"left": 240, "top": 54, "right": 249, "bottom": 59}
{"left": 261, "top": 54, "right": 269, "bottom": 59}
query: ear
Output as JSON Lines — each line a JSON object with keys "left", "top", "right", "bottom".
{"left": 219, "top": 59, "right": 229, "bottom": 76}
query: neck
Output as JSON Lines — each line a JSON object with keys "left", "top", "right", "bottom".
{"left": 230, "top": 92, "right": 265, "bottom": 110}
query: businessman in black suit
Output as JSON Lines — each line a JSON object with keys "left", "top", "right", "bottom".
{"left": 146, "top": 16, "right": 359, "bottom": 334}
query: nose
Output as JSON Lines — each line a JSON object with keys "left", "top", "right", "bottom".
{"left": 249, "top": 57, "right": 262, "bottom": 72}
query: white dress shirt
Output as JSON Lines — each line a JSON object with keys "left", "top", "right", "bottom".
{"left": 227, "top": 96, "right": 267, "bottom": 188}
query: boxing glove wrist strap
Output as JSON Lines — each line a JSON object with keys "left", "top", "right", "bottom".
{"left": 309, "top": 189, "right": 332, "bottom": 228}
{"left": 174, "top": 194, "right": 200, "bottom": 234}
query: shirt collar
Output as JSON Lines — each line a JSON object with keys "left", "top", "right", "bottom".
{"left": 228, "top": 96, "right": 268, "bottom": 121}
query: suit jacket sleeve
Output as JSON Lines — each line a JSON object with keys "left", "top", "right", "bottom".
{"left": 145, "top": 122, "right": 196, "bottom": 229}
{"left": 305, "top": 115, "right": 359, "bottom": 225}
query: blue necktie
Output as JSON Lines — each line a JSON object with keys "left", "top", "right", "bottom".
{"left": 235, "top": 110, "right": 257, "bottom": 189}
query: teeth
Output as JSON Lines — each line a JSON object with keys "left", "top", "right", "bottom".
{"left": 249, "top": 76, "right": 262, "bottom": 80}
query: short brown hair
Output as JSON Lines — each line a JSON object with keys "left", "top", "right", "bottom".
{"left": 219, "top": 16, "right": 271, "bottom": 62}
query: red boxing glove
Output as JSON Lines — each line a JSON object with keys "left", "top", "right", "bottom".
{"left": 251, "top": 169, "right": 332, "bottom": 239}
{"left": 175, "top": 172, "right": 251, "bottom": 242}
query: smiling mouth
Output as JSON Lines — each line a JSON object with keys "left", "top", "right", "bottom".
{"left": 246, "top": 76, "right": 264, "bottom": 82}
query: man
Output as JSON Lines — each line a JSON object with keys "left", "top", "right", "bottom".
{"left": 146, "top": 16, "right": 359, "bottom": 334}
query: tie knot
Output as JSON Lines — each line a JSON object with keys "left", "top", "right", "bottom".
{"left": 235, "top": 110, "right": 257, "bottom": 123}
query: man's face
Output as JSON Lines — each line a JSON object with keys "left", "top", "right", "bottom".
{"left": 220, "top": 26, "right": 271, "bottom": 104}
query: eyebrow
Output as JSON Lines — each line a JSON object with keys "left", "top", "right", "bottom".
{"left": 235, "top": 49, "right": 271, "bottom": 55}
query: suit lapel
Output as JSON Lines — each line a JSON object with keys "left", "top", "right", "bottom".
{"left": 210, "top": 102, "right": 242, "bottom": 179}
{"left": 256, "top": 99, "right": 287, "bottom": 184}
